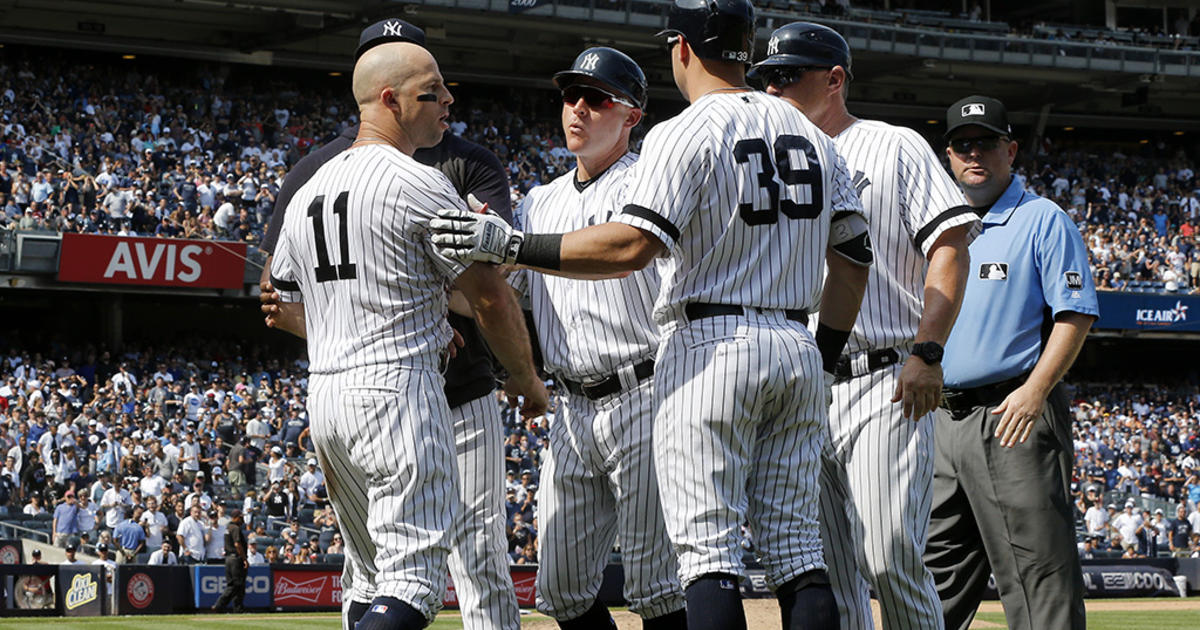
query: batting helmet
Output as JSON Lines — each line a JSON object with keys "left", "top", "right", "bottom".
{"left": 657, "top": 0, "right": 756, "bottom": 64}
{"left": 748, "top": 22, "right": 853, "bottom": 81}
{"left": 553, "top": 47, "right": 648, "bottom": 108}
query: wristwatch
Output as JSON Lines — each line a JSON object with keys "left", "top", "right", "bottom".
{"left": 911, "top": 341, "right": 944, "bottom": 365}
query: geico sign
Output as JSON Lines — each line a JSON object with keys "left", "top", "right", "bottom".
{"left": 201, "top": 574, "right": 271, "bottom": 594}
{"left": 57, "top": 233, "right": 247, "bottom": 289}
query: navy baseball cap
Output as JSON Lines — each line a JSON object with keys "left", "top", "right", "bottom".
{"left": 945, "top": 95, "right": 1012, "bottom": 138}
{"left": 355, "top": 19, "right": 426, "bottom": 60}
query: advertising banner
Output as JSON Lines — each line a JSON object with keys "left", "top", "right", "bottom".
{"left": 193, "top": 564, "right": 272, "bottom": 609}
{"left": 57, "top": 233, "right": 247, "bottom": 289}
{"left": 58, "top": 566, "right": 105, "bottom": 617}
{"left": 116, "top": 565, "right": 180, "bottom": 614}
{"left": 0, "top": 564, "right": 58, "bottom": 616}
{"left": 272, "top": 565, "right": 341, "bottom": 610}
{"left": 0, "top": 541, "right": 24, "bottom": 564}
{"left": 1095, "top": 292, "right": 1200, "bottom": 332}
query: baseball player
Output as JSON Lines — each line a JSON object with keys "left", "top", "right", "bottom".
{"left": 430, "top": 1, "right": 871, "bottom": 628}
{"left": 508, "top": 48, "right": 685, "bottom": 629}
{"left": 268, "top": 41, "right": 546, "bottom": 630}
{"left": 750, "top": 23, "right": 979, "bottom": 630}
{"left": 259, "top": 19, "right": 522, "bottom": 630}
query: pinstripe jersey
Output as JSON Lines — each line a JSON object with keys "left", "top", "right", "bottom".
{"left": 270, "top": 144, "right": 466, "bottom": 374}
{"left": 511, "top": 153, "right": 660, "bottom": 380}
{"left": 614, "top": 91, "right": 863, "bottom": 325}
{"left": 832, "top": 120, "right": 980, "bottom": 353}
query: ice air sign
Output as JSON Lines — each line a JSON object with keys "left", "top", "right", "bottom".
{"left": 1135, "top": 300, "right": 1188, "bottom": 325}
{"left": 58, "top": 234, "right": 247, "bottom": 289}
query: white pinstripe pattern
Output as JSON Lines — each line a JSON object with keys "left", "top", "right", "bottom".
{"left": 513, "top": 152, "right": 682, "bottom": 619}
{"left": 813, "top": 120, "right": 978, "bottom": 630}
{"left": 832, "top": 120, "right": 978, "bottom": 354}
{"left": 614, "top": 91, "right": 863, "bottom": 323}
{"left": 310, "top": 365, "right": 458, "bottom": 623}
{"left": 535, "top": 382, "right": 683, "bottom": 620}
{"left": 819, "top": 365, "right": 939, "bottom": 630}
{"left": 653, "top": 311, "right": 826, "bottom": 589}
{"left": 447, "top": 393, "right": 519, "bottom": 630}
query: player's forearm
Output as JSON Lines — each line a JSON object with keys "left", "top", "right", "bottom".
{"left": 1024, "top": 311, "right": 1095, "bottom": 399}
{"left": 915, "top": 225, "right": 972, "bottom": 345}
{"left": 553, "top": 223, "right": 661, "bottom": 275}
{"left": 463, "top": 268, "right": 538, "bottom": 380}
{"left": 818, "top": 250, "right": 869, "bottom": 332}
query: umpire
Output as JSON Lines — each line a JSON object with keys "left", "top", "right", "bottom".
{"left": 924, "top": 96, "right": 1096, "bottom": 630}
{"left": 212, "top": 509, "right": 248, "bottom": 613}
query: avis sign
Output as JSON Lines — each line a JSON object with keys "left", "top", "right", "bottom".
{"left": 58, "top": 233, "right": 247, "bottom": 289}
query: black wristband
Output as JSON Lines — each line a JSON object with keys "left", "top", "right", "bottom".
{"left": 814, "top": 323, "right": 851, "bottom": 374}
{"left": 514, "top": 233, "right": 563, "bottom": 271}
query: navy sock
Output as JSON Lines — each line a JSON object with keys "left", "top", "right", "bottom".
{"left": 345, "top": 600, "right": 371, "bottom": 630}
{"left": 354, "top": 596, "right": 426, "bottom": 630}
{"left": 777, "top": 571, "right": 837, "bottom": 630}
{"left": 557, "top": 598, "right": 618, "bottom": 630}
{"left": 684, "top": 573, "right": 745, "bottom": 630}
{"left": 642, "top": 608, "right": 687, "bottom": 630}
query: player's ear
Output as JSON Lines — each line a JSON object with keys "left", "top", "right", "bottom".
{"left": 625, "top": 108, "right": 643, "bottom": 128}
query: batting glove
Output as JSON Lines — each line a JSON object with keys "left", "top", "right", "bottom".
{"left": 431, "top": 208, "right": 524, "bottom": 265}
{"left": 823, "top": 371, "right": 835, "bottom": 408}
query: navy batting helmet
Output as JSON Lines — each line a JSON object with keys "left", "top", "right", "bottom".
{"left": 553, "top": 47, "right": 648, "bottom": 108}
{"left": 748, "top": 22, "right": 853, "bottom": 81}
{"left": 657, "top": 0, "right": 756, "bottom": 64}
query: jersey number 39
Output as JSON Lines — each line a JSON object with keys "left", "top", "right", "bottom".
{"left": 733, "top": 135, "right": 823, "bottom": 225}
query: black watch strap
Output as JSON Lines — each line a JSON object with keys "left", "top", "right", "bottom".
{"left": 912, "top": 341, "right": 944, "bottom": 365}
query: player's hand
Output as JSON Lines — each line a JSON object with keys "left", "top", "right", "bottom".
{"left": 260, "top": 280, "right": 283, "bottom": 324}
{"left": 892, "top": 356, "right": 943, "bottom": 421}
{"left": 991, "top": 382, "right": 1047, "bottom": 447}
{"left": 822, "top": 371, "right": 835, "bottom": 408}
{"left": 430, "top": 208, "right": 524, "bottom": 265}
{"left": 504, "top": 372, "right": 549, "bottom": 418}
{"left": 446, "top": 327, "right": 465, "bottom": 360}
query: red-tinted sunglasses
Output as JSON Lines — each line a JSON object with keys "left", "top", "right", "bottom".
{"left": 561, "top": 84, "right": 636, "bottom": 110}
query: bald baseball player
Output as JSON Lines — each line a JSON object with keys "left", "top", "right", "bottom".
{"left": 431, "top": 1, "right": 870, "bottom": 629}
{"left": 509, "top": 47, "right": 685, "bottom": 630}
{"left": 260, "top": 19, "right": 522, "bottom": 630}
{"left": 268, "top": 41, "right": 546, "bottom": 630}
{"left": 751, "top": 22, "right": 978, "bottom": 630}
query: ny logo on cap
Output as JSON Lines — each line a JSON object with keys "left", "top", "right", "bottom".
{"left": 962, "top": 103, "right": 986, "bottom": 117}
{"left": 767, "top": 36, "right": 780, "bottom": 56}
{"left": 580, "top": 53, "right": 600, "bottom": 71}
{"left": 382, "top": 21, "right": 404, "bottom": 37}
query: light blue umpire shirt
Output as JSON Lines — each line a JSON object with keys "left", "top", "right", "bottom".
{"left": 943, "top": 174, "right": 1099, "bottom": 389}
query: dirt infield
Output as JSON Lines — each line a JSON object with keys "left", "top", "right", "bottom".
{"left": 521, "top": 597, "right": 1200, "bottom": 629}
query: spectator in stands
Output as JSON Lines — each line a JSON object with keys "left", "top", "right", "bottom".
{"left": 113, "top": 506, "right": 145, "bottom": 563}
{"left": 176, "top": 504, "right": 209, "bottom": 564}
{"left": 51, "top": 490, "right": 79, "bottom": 547}
{"left": 22, "top": 494, "right": 44, "bottom": 516}
{"left": 247, "top": 540, "right": 266, "bottom": 565}
{"left": 76, "top": 494, "right": 97, "bottom": 541}
{"left": 1168, "top": 504, "right": 1194, "bottom": 556}
{"left": 141, "top": 495, "right": 167, "bottom": 551}
{"left": 148, "top": 540, "right": 177, "bottom": 565}
{"left": 62, "top": 542, "right": 80, "bottom": 565}
{"left": 326, "top": 534, "right": 344, "bottom": 555}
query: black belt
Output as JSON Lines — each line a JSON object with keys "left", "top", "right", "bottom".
{"left": 560, "top": 359, "right": 654, "bottom": 401}
{"left": 941, "top": 372, "right": 1030, "bottom": 416}
{"left": 684, "top": 303, "right": 809, "bottom": 326}
{"left": 833, "top": 348, "right": 901, "bottom": 381}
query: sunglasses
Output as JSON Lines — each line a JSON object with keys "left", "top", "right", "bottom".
{"left": 562, "top": 84, "right": 636, "bottom": 110}
{"left": 949, "top": 135, "right": 1007, "bottom": 155}
{"left": 759, "top": 66, "right": 831, "bottom": 88}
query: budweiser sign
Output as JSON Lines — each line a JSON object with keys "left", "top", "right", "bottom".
{"left": 272, "top": 568, "right": 342, "bottom": 608}
{"left": 58, "top": 233, "right": 247, "bottom": 289}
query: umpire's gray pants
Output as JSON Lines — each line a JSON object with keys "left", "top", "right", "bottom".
{"left": 923, "top": 384, "right": 1085, "bottom": 630}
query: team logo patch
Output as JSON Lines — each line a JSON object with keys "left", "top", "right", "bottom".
{"left": 1065, "top": 271, "right": 1083, "bottom": 289}
{"left": 962, "top": 103, "right": 986, "bottom": 117}
{"left": 370, "top": 604, "right": 389, "bottom": 614}
{"left": 980, "top": 263, "right": 1008, "bottom": 280}
{"left": 381, "top": 21, "right": 404, "bottom": 37}
{"left": 767, "top": 36, "right": 780, "bottom": 56}
{"left": 127, "top": 573, "right": 154, "bottom": 609}
{"left": 579, "top": 53, "right": 600, "bottom": 71}
{"left": 719, "top": 578, "right": 738, "bottom": 590}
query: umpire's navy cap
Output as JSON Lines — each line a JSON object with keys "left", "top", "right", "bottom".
{"left": 945, "top": 95, "right": 1012, "bottom": 138}
{"left": 355, "top": 18, "right": 426, "bottom": 60}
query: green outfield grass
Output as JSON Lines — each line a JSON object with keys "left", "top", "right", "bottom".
{"left": 975, "top": 606, "right": 1200, "bottom": 630}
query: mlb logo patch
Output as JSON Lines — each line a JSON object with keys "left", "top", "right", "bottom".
{"left": 1065, "top": 271, "right": 1083, "bottom": 289}
{"left": 719, "top": 579, "right": 737, "bottom": 590}
{"left": 962, "top": 103, "right": 986, "bottom": 117}
{"left": 370, "top": 604, "right": 389, "bottom": 614}
{"left": 980, "top": 263, "right": 1008, "bottom": 280}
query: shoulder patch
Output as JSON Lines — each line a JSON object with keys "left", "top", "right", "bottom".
{"left": 1065, "top": 271, "right": 1083, "bottom": 290}
{"left": 980, "top": 263, "right": 1008, "bottom": 280}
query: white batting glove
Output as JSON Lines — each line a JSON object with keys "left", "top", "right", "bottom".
{"left": 430, "top": 208, "right": 524, "bottom": 265}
